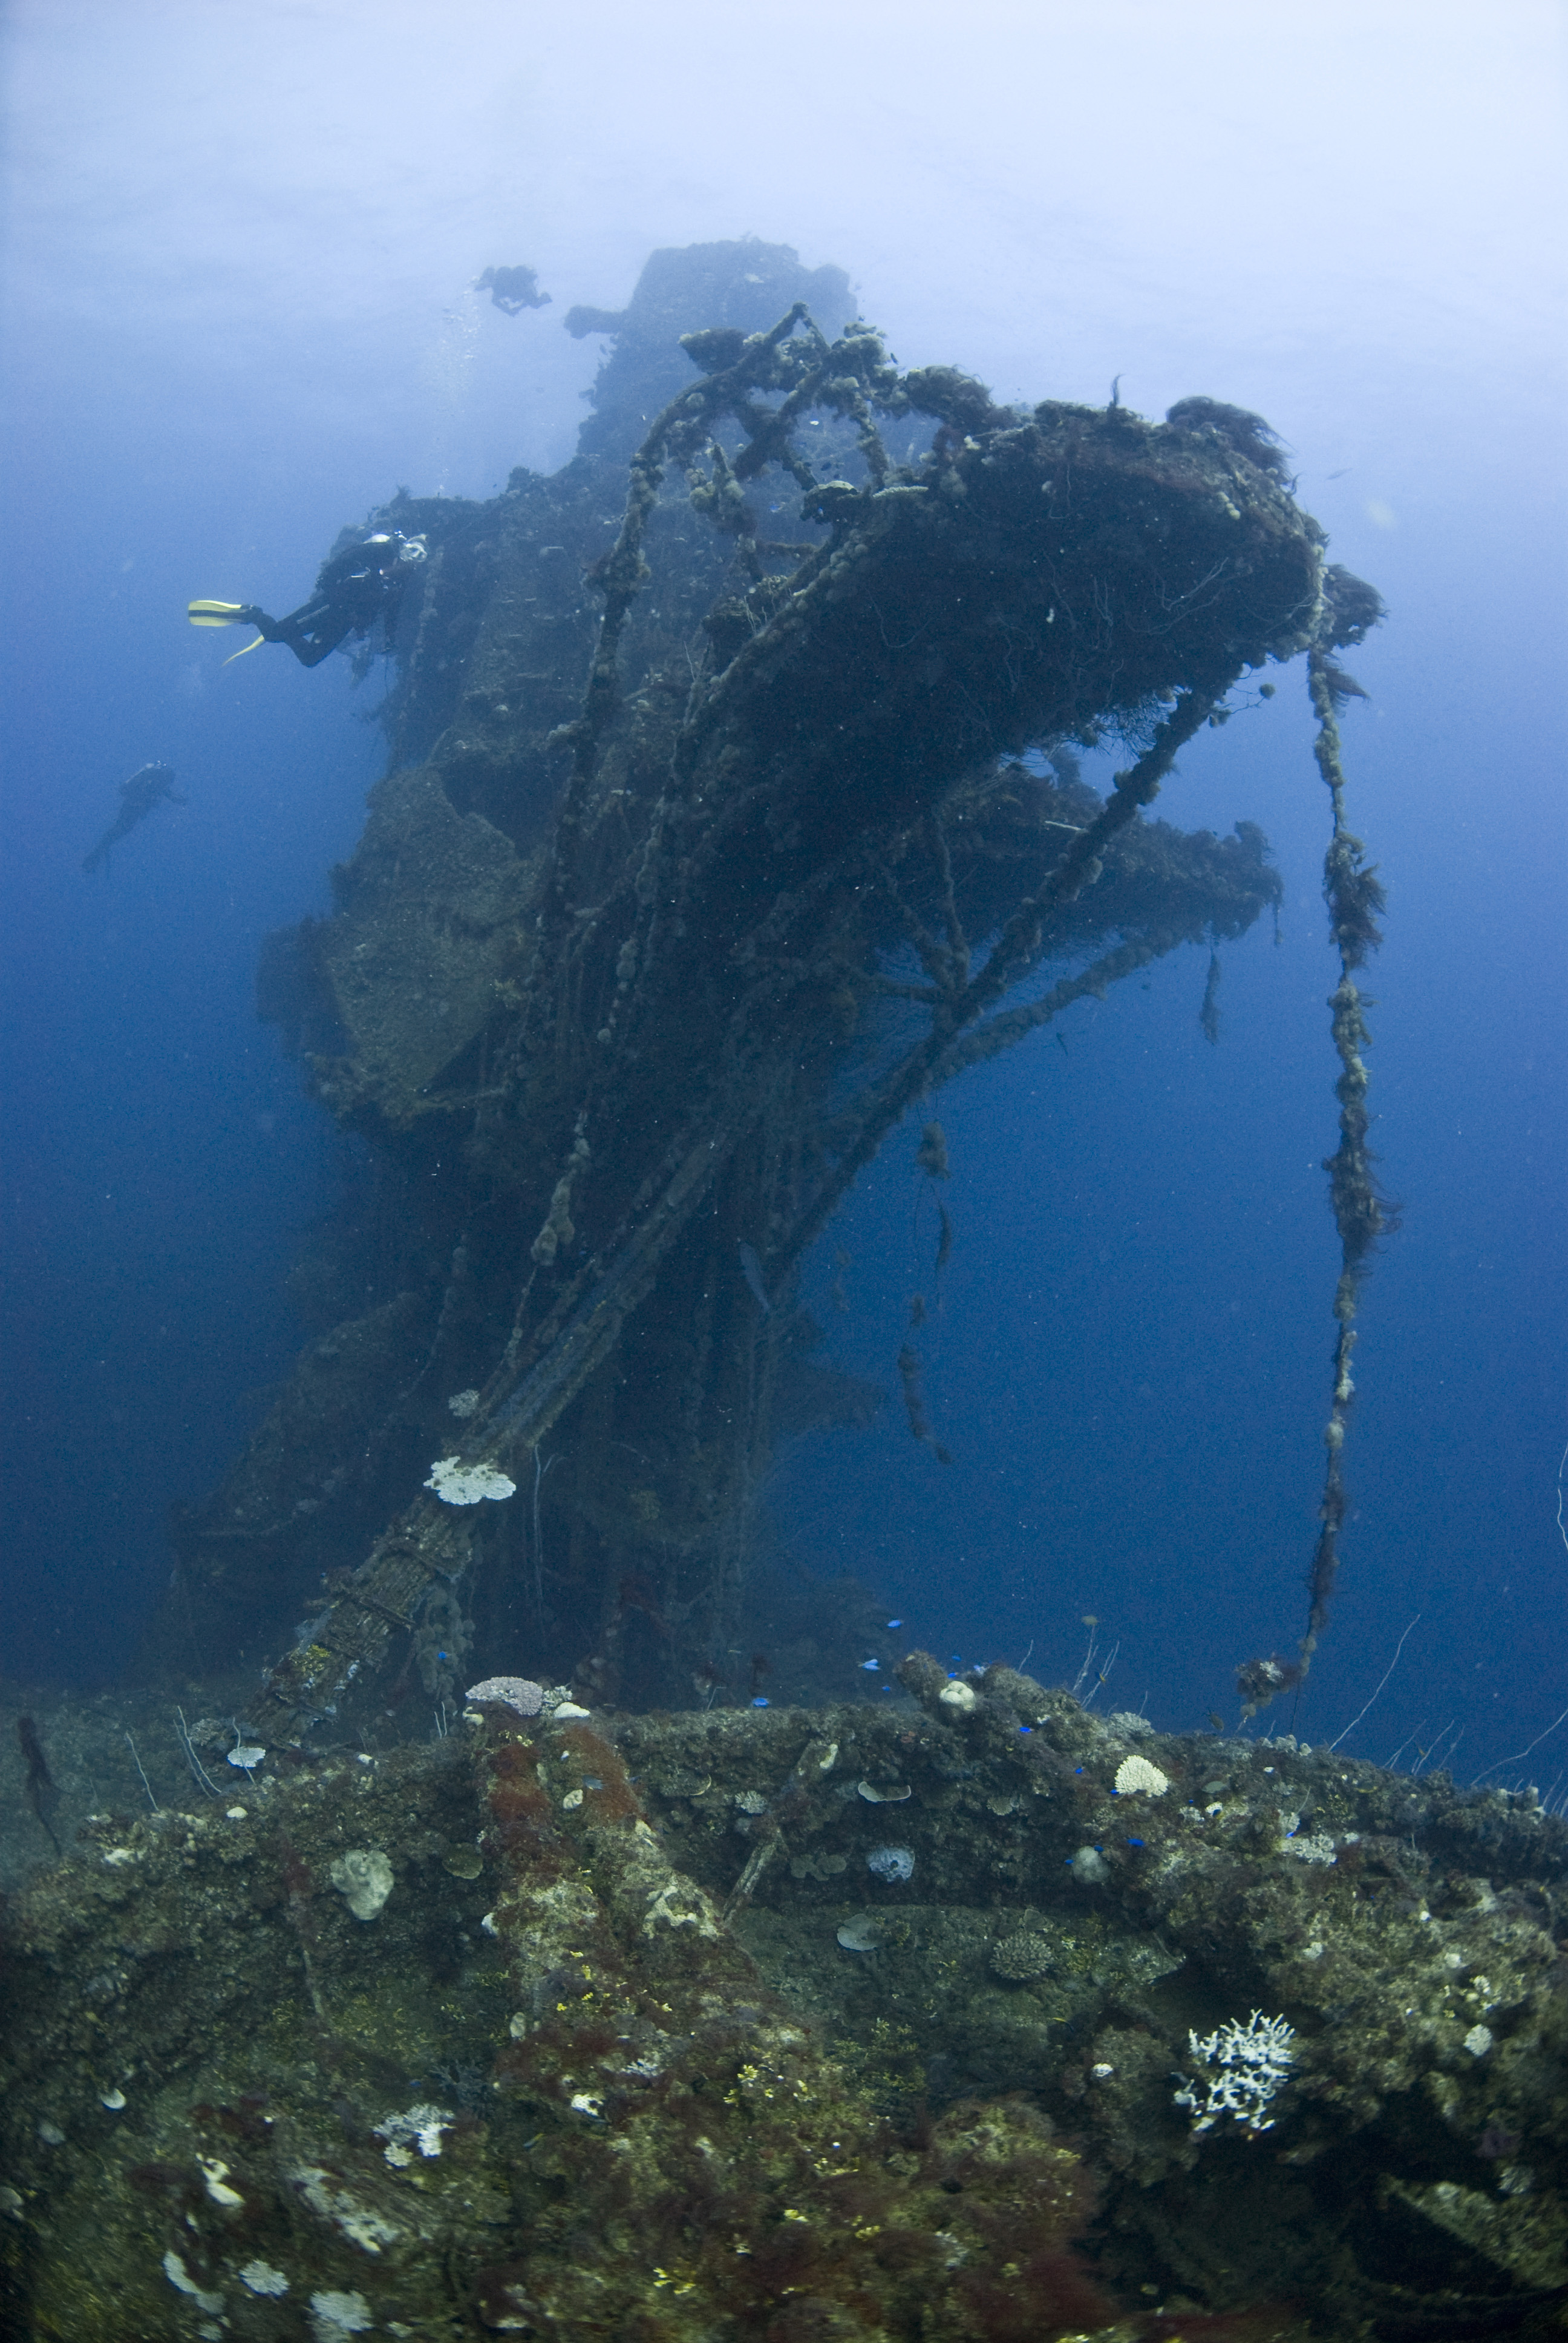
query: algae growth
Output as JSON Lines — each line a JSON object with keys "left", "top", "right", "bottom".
{"left": 4, "top": 1663, "right": 1566, "bottom": 2337}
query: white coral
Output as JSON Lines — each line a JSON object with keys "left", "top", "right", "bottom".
{"left": 425, "top": 1455, "right": 516, "bottom": 1505}
{"left": 1114, "top": 1753, "right": 1169, "bottom": 1797}
{"left": 374, "top": 2102, "right": 455, "bottom": 2161}
{"left": 1173, "top": 2009, "right": 1296, "bottom": 2135}
{"left": 466, "top": 1675, "right": 544, "bottom": 1714}
{"left": 309, "top": 2292, "right": 373, "bottom": 2341}
{"left": 238, "top": 2261, "right": 290, "bottom": 2298}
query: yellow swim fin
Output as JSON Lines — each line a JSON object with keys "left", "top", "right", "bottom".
{"left": 189, "top": 599, "right": 269, "bottom": 664}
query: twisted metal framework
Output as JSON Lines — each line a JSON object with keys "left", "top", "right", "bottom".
{"left": 234, "top": 307, "right": 1372, "bottom": 1740}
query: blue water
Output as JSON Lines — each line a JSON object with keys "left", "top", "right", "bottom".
{"left": 2, "top": 4, "right": 1564, "bottom": 1789}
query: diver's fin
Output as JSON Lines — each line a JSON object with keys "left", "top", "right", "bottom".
{"left": 221, "top": 633, "right": 268, "bottom": 666}
{"left": 188, "top": 599, "right": 252, "bottom": 626}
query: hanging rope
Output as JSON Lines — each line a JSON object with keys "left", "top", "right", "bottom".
{"left": 1239, "top": 632, "right": 1394, "bottom": 1717}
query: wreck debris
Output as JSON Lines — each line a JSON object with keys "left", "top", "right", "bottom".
{"left": 151, "top": 239, "right": 1380, "bottom": 1741}
{"left": 4, "top": 1676, "right": 1566, "bottom": 2335}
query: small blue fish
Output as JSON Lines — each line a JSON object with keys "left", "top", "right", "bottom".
{"left": 751, "top": 1696, "right": 769, "bottom": 1708}
{"left": 886, "top": 1619, "right": 902, "bottom": 1629}
{"left": 737, "top": 1242, "right": 770, "bottom": 1315}
{"left": 860, "top": 1658, "right": 880, "bottom": 1672}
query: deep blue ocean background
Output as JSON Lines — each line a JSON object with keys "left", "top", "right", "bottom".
{"left": 3, "top": 3, "right": 1564, "bottom": 1788}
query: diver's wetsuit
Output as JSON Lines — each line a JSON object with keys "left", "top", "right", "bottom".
{"left": 242, "top": 533, "right": 424, "bottom": 668}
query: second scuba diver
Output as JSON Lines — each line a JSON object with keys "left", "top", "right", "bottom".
{"left": 81, "top": 763, "right": 185, "bottom": 873}
{"left": 189, "top": 529, "right": 427, "bottom": 668}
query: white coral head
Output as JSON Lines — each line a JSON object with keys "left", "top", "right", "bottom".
{"left": 466, "top": 1675, "right": 544, "bottom": 1715}
{"left": 1115, "top": 1753, "right": 1169, "bottom": 1797}
{"left": 425, "top": 1456, "right": 517, "bottom": 1506}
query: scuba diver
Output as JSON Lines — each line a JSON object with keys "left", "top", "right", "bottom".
{"left": 189, "top": 529, "right": 427, "bottom": 669}
{"left": 82, "top": 762, "right": 185, "bottom": 874}
{"left": 475, "top": 262, "right": 550, "bottom": 315}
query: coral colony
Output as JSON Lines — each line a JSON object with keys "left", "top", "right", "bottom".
{"left": 1173, "top": 2010, "right": 1298, "bottom": 2136}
